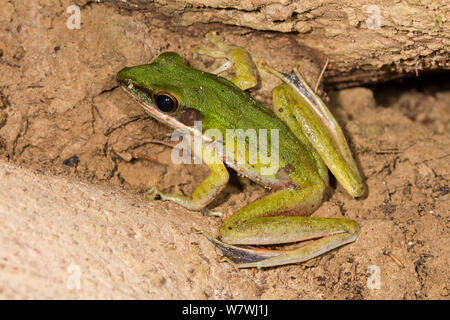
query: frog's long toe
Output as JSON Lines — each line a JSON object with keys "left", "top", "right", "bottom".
{"left": 145, "top": 186, "right": 163, "bottom": 200}
{"left": 193, "top": 228, "right": 279, "bottom": 267}
{"left": 201, "top": 208, "right": 223, "bottom": 217}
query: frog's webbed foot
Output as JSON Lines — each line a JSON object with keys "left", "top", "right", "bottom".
{"left": 146, "top": 186, "right": 208, "bottom": 212}
{"left": 211, "top": 61, "right": 233, "bottom": 76}
{"left": 194, "top": 217, "right": 360, "bottom": 269}
{"left": 146, "top": 186, "right": 187, "bottom": 204}
{"left": 194, "top": 32, "right": 229, "bottom": 59}
{"left": 147, "top": 186, "right": 223, "bottom": 216}
{"left": 194, "top": 32, "right": 258, "bottom": 91}
{"left": 145, "top": 181, "right": 226, "bottom": 213}
{"left": 195, "top": 185, "right": 361, "bottom": 269}
{"left": 192, "top": 228, "right": 278, "bottom": 269}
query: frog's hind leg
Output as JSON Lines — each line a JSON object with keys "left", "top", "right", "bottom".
{"left": 194, "top": 32, "right": 258, "bottom": 90}
{"left": 260, "top": 60, "right": 365, "bottom": 198}
{"left": 196, "top": 183, "right": 360, "bottom": 268}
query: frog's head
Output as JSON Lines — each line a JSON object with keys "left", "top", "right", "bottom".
{"left": 117, "top": 52, "right": 206, "bottom": 130}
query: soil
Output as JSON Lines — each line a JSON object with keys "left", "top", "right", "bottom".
{"left": 0, "top": 1, "right": 448, "bottom": 299}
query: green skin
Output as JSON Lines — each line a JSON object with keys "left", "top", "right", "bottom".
{"left": 117, "top": 34, "right": 365, "bottom": 268}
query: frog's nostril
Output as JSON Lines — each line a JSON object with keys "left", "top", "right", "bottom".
{"left": 117, "top": 77, "right": 132, "bottom": 87}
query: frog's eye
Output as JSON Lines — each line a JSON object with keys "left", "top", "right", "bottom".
{"left": 154, "top": 92, "right": 178, "bottom": 113}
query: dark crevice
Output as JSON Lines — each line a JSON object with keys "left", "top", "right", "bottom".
{"left": 371, "top": 69, "right": 450, "bottom": 106}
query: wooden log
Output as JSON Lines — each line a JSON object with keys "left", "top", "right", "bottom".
{"left": 116, "top": 0, "right": 449, "bottom": 87}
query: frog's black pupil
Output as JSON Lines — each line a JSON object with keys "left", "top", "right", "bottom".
{"left": 156, "top": 94, "right": 175, "bottom": 112}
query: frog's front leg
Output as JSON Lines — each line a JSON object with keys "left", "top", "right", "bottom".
{"left": 194, "top": 32, "right": 258, "bottom": 90}
{"left": 147, "top": 143, "right": 229, "bottom": 212}
{"left": 196, "top": 181, "right": 360, "bottom": 268}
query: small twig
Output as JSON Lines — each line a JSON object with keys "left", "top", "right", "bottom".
{"left": 415, "top": 58, "right": 421, "bottom": 77}
{"left": 130, "top": 152, "right": 162, "bottom": 164}
{"left": 141, "top": 139, "right": 177, "bottom": 149}
{"left": 374, "top": 148, "right": 401, "bottom": 155}
{"left": 314, "top": 58, "right": 329, "bottom": 92}
{"left": 383, "top": 249, "right": 405, "bottom": 268}
{"left": 104, "top": 115, "right": 150, "bottom": 136}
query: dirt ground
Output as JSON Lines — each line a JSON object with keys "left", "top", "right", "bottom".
{"left": 0, "top": 1, "right": 448, "bottom": 299}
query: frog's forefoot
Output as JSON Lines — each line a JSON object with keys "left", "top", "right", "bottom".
{"left": 146, "top": 186, "right": 162, "bottom": 200}
{"left": 201, "top": 208, "right": 223, "bottom": 217}
{"left": 211, "top": 60, "right": 232, "bottom": 75}
{"left": 192, "top": 227, "right": 280, "bottom": 268}
{"left": 194, "top": 32, "right": 258, "bottom": 91}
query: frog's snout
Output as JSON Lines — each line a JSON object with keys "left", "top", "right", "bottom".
{"left": 116, "top": 67, "right": 133, "bottom": 84}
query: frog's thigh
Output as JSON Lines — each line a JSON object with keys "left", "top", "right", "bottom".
{"left": 272, "top": 84, "right": 329, "bottom": 183}
{"left": 272, "top": 78, "right": 364, "bottom": 198}
{"left": 150, "top": 145, "right": 229, "bottom": 211}
{"left": 220, "top": 183, "right": 324, "bottom": 244}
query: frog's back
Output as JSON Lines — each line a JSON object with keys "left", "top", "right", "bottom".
{"left": 182, "top": 67, "right": 325, "bottom": 188}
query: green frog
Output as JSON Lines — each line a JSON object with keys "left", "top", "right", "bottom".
{"left": 116, "top": 33, "right": 365, "bottom": 268}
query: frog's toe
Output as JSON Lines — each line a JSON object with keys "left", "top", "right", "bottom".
{"left": 145, "top": 186, "right": 162, "bottom": 200}
{"left": 256, "top": 59, "right": 267, "bottom": 69}
{"left": 201, "top": 207, "right": 223, "bottom": 217}
{"left": 211, "top": 60, "right": 232, "bottom": 75}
